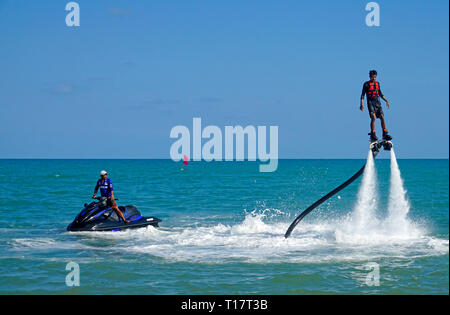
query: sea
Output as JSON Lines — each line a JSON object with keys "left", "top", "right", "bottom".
{"left": 0, "top": 155, "right": 448, "bottom": 294}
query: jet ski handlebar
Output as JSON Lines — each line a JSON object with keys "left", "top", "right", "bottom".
{"left": 92, "top": 196, "right": 119, "bottom": 201}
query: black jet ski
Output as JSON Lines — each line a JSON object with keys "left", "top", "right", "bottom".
{"left": 67, "top": 197, "right": 161, "bottom": 232}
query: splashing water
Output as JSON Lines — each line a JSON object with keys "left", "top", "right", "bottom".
{"left": 56, "top": 209, "right": 446, "bottom": 265}
{"left": 386, "top": 148, "right": 411, "bottom": 233}
{"left": 336, "top": 147, "right": 422, "bottom": 244}
{"left": 351, "top": 150, "right": 379, "bottom": 232}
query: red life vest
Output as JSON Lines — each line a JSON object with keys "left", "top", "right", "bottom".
{"left": 367, "top": 80, "right": 380, "bottom": 98}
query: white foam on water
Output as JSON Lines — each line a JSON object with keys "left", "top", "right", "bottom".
{"left": 75, "top": 208, "right": 446, "bottom": 264}
{"left": 12, "top": 238, "right": 57, "bottom": 248}
{"left": 10, "top": 237, "right": 89, "bottom": 251}
{"left": 11, "top": 153, "right": 446, "bottom": 265}
{"left": 12, "top": 213, "right": 446, "bottom": 264}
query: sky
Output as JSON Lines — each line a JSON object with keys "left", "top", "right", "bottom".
{"left": 0, "top": 0, "right": 448, "bottom": 159}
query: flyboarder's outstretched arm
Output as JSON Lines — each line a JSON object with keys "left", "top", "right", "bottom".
{"left": 378, "top": 84, "right": 390, "bottom": 108}
{"left": 360, "top": 82, "right": 367, "bottom": 111}
{"left": 381, "top": 95, "right": 390, "bottom": 108}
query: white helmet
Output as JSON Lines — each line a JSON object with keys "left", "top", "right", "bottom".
{"left": 100, "top": 170, "right": 107, "bottom": 176}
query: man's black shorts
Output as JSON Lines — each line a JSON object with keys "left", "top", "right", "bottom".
{"left": 368, "top": 98, "right": 384, "bottom": 118}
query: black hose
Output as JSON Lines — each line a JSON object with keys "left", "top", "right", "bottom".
{"left": 284, "top": 149, "right": 380, "bottom": 238}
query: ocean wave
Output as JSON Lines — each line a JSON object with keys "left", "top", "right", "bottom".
{"left": 66, "top": 210, "right": 448, "bottom": 264}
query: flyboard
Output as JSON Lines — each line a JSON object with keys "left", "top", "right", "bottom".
{"left": 284, "top": 139, "right": 393, "bottom": 238}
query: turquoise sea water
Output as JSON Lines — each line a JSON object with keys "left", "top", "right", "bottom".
{"left": 0, "top": 158, "right": 448, "bottom": 294}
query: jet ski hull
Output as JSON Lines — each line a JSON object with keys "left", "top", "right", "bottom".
{"left": 67, "top": 201, "right": 162, "bottom": 232}
{"left": 67, "top": 216, "right": 161, "bottom": 232}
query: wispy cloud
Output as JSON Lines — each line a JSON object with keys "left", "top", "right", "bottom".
{"left": 121, "top": 61, "right": 136, "bottom": 68}
{"left": 124, "top": 98, "right": 181, "bottom": 112}
{"left": 196, "top": 97, "right": 222, "bottom": 104}
{"left": 44, "top": 84, "right": 75, "bottom": 95}
{"left": 109, "top": 6, "right": 131, "bottom": 17}
{"left": 87, "top": 76, "right": 110, "bottom": 82}
{"left": 143, "top": 98, "right": 181, "bottom": 106}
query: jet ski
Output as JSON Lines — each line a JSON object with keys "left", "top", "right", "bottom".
{"left": 67, "top": 197, "right": 162, "bottom": 232}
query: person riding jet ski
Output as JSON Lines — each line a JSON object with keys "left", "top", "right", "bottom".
{"left": 92, "top": 170, "right": 129, "bottom": 224}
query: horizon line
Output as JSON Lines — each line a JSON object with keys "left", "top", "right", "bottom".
{"left": 0, "top": 157, "right": 448, "bottom": 160}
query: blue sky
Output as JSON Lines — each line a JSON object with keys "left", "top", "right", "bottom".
{"left": 0, "top": 0, "right": 448, "bottom": 158}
